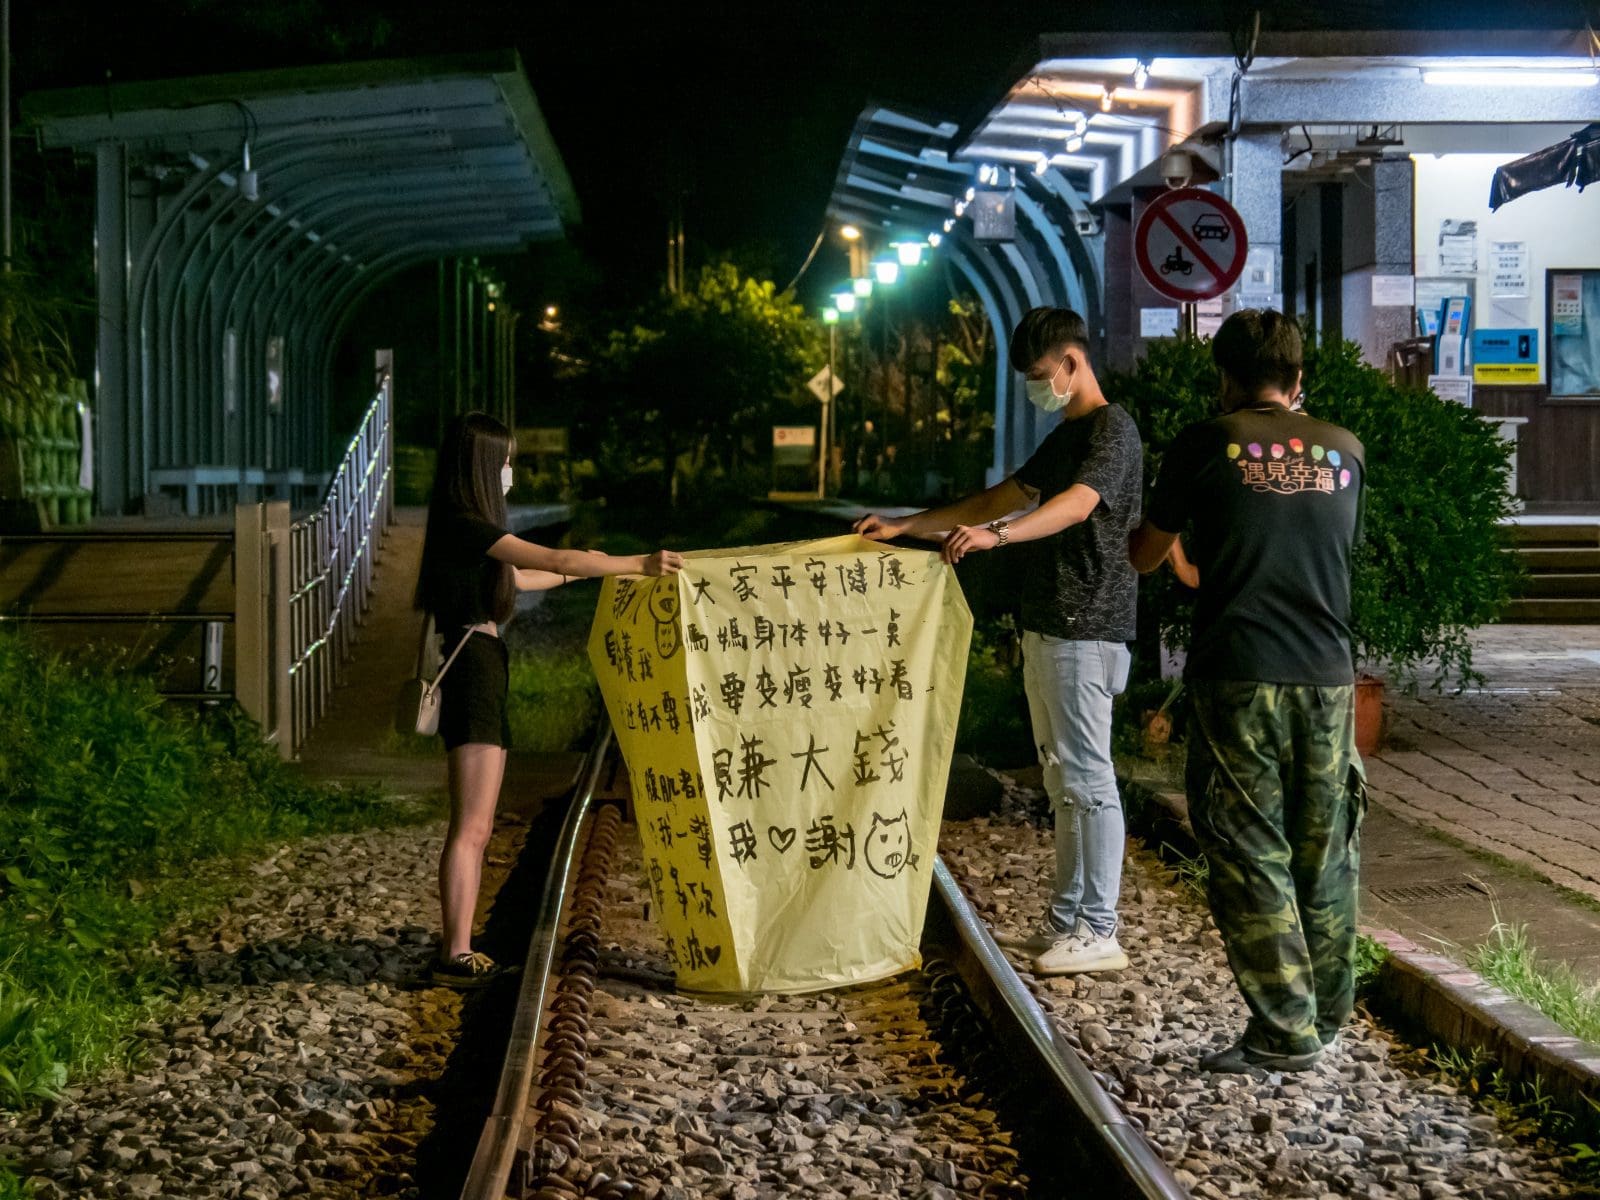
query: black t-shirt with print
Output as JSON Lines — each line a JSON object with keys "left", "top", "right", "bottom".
{"left": 419, "top": 507, "right": 510, "bottom": 631}
{"left": 1011, "top": 402, "right": 1143, "bottom": 643}
{"left": 1147, "top": 404, "right": 1365, "bottom": 686}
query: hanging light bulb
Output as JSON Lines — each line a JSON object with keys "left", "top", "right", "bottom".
{"left": 1133, "top": 60, "right": 1150, "bottom": 90}
{"left": 1066, "top": 135, "right": 1084, "bottom": 153}
{"left": 1033, "top": 155, "right": 1050, "bottom": 176}
{"left": 927, "top": 232, "right": 942, "bottom": 247}
{"left": 1100, "top": 87, "right": 1114, "bottom": 112}
{"left": 943, "top": 218, "right": 954, "bottom": 232}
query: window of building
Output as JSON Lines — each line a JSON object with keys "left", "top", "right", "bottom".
{"left": 1549, "top": 269, "right": 1600, "bottom": 397}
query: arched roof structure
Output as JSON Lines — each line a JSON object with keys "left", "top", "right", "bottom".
{"left": 25, "top": 51, "right": 577, "bottom": 514}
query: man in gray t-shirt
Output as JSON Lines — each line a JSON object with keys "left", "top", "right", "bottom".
{"left": 857, "top": 307, "right": 1143, "bottom": 977}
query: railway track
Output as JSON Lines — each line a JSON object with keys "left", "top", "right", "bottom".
{"left": 459, "top": 722, "right": 1185, "bottom": 1200}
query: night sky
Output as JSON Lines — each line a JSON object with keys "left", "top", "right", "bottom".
{"left": 13, "top": 0, "right": 1595, "bottom": 308}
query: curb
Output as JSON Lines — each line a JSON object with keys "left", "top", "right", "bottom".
{"left": 1119, "top": 770, "right": 1600, "bottom": 1112}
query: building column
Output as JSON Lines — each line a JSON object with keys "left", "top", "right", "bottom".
{"left": 1230, "top": 132, "right": 1283, "bottom": 311}
{"left": 1371, "top": 157, "right": 1415, "bottom": 364}
{"left": 94, "top": 142, "right": 129, "bottom": 515}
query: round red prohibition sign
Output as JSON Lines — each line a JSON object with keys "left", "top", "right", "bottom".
{"left": 1134, "top": 188, "right": 1248, "bottom": 303}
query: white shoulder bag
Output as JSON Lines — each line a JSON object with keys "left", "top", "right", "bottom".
{"left": 394, "top": 618, "right": 495, "bottom": 737}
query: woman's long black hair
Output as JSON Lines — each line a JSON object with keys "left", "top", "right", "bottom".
{"left": 415, "top": 411, "right": 518, "bottom": 623}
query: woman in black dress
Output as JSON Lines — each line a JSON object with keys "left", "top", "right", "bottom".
{"left": 415, "top": 412, "right": 681, "bottom": 986}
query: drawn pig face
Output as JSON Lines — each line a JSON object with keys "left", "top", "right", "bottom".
{"left": 865, "top": 810, "right": 912, "bottom": 879}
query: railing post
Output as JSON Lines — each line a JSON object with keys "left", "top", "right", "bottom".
{"left": 234, "top": 502, "right": 270, "bottom": 738}
{"left": 265, "top": 500, "right": 293, "bottom": 758}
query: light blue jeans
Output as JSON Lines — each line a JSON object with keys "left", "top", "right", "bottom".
{"left": 1021, "top": 632, "right": 1131, "bottom": 939}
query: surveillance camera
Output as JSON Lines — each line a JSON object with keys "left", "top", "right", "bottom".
{"left": 1159, "top": 150, "right": 1194, "bottom": 190}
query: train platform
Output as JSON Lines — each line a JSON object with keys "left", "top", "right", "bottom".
{"left": 1362, "top": 624, "right": 1600, "bottom": 984}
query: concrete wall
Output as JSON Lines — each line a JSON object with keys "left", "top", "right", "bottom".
{"left": 1413, "top": 153, "right": 1600, "bottom": 387}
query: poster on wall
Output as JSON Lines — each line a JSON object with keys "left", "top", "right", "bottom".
{"left": 1553, "top": 274, "right": 1585, "bottom": 337}
{"left": 1489, "top": 242, "right": 1530, "bottom": 299}
{"left": 1438, "top": 219, "right": 1480, "bottom": 275}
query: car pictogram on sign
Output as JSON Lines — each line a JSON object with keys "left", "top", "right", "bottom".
{"left": 1192, "top": 213, "right": 1231, "bottom": 242}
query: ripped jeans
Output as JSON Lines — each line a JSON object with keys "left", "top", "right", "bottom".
{"left": 1021, "top": 632, "right": 1131, "bottom": 938}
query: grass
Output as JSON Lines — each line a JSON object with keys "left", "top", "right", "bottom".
{"left": 0, "top": 630, "right": 421, "bottom": 1114}
{"left": 1425, "top": 1041, "right": 1600, "bottom": 1189}
{"left": 1469, "top": 914, "right": 1600, "bottom": 1046}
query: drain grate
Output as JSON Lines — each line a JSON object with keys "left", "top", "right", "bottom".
{"left": 1370, "top": 879, "right": 1491, "bottom": 905}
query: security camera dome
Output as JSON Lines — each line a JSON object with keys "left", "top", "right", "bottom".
{"left": 1160, "top": 150, "right": 1194, "bottom": 189}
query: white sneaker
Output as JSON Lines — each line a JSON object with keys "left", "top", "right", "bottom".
{"left": 1033, "top": 925, "right": 1129, "bottom": 976}
{"left": 993, "top": 924, "right": 1077, "bottom": 955}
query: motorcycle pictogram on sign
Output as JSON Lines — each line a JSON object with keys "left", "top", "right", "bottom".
{"left": 1134, "top": 188, "right": 1248, "bottom": 303}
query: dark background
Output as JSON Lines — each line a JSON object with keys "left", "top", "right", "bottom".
{"left": 15, "top": 0, "right": 1596, "bottom": 307}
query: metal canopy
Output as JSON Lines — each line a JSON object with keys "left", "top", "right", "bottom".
{"left": 959, "top": 29, "right": 1600, "bottom": 204}
{"left": 826, "top": 105, "right": 1104, "bottom": 482}
{"left": 23, "top": 52, "right": 577, "bottom": 515}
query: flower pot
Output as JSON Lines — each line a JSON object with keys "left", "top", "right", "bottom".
{"left": 1141, "top": 708, "right": 1173, "bottom": 759}
{"left": 1355, "top": 674, "right": 1385, "bottom": 758}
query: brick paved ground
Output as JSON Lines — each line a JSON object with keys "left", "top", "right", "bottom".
{"left": 1367, "top": 626, "right": 1600, "bottom": 904}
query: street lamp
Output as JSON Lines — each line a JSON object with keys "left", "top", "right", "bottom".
{"left": 833, "top": 290, "right": 858, "bottom": 314}
{"left": 872, "top": 258, "right": 900, "bottom": 286}
{"left": 892, "top": 240, "right": 925, "bottom": 268}
{"left": 852, "top": 277, "right": 873, "bottom": 298}
{"left": 840, "top": 224, "right": 863, "bottom": 240}
{"left": 822, "top": 306, "right": 840, "bottom": 324}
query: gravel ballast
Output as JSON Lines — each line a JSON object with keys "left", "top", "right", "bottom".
{"left": 942, "top": 775, "right": 1579, "bottom": 1200}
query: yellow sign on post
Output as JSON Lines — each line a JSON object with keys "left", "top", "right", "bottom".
{"left": 587, "top": 535, "right": 973, "bottom": 994}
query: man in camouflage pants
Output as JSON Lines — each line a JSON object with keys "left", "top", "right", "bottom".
{"left": 1129, "top": 310, "right": 1367, "bottom": 1072}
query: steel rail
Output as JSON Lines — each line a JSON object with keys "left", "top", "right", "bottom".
{"left": 927, "top": 860, "right": 1189, "bottom": 1200}
{"left": 461, "top": 712, "right": 1189, "bottom": 1199}
{"left": 459, "top": 723, "right": 616, "bottom": 1200}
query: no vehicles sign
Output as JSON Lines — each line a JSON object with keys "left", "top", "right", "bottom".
{"left": 1135, "top": 188, "right": 1248, "bottom": 303}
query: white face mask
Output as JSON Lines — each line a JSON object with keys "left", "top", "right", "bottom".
{"left": 1025, "top": 354, "right": 1071, "bottom": 413}
{"left": 501, "top": 465, "right": 513, "bottom": 495}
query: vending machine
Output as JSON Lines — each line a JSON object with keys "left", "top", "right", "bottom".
{"left": 1433, "top": 296, "right": 1471, "bottom": 376}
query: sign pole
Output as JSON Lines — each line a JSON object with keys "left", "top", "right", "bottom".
{"left": 818, "top": 326, "right": 835, "bottom": 499}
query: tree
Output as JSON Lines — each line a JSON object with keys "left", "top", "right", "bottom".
{"left": 581, "top": 262, "right": 821, "bottom": 502}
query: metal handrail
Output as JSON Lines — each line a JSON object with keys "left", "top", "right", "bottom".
{"left": 282, "top": 374, "right": 394, "bottom": 752}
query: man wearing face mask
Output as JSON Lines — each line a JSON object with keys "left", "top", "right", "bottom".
{"left": 1128, "top": 309, "right": 1367, "bottom": 1073}
{"left": 856, "top": 307, "right": 1144, "bottom": 976}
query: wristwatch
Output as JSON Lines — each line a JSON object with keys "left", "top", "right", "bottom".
{"left": 989, "top": 519, "right": 1010, "bottom": 546}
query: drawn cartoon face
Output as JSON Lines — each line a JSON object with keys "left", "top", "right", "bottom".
{"left": 647, "top": 581, "right": 682, "bottom": 659}
{"left": 865, "top": 810, "right": 913, "bottom": 879}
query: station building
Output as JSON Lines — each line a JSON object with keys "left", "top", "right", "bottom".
{"left": 824, "top": 29, "right": 1600, "bottom": 507}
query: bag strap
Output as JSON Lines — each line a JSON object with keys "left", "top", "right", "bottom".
{"left": 428, "top": 622, "right": 496, "bottom": 691}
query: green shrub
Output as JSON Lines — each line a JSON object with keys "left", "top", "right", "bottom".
{"left": 954, "top": 617, "right": 1035, "bottom": 766}
{"left": 1109, "top": 334, "right": 1517, "bottom": 689}
{"left": 0, "top": 631, "right": 407, "bottom": 1109}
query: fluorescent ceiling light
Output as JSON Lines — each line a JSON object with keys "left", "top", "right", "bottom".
{"left": 1422, "top": 68, "right": 1599, "bottom": 88}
